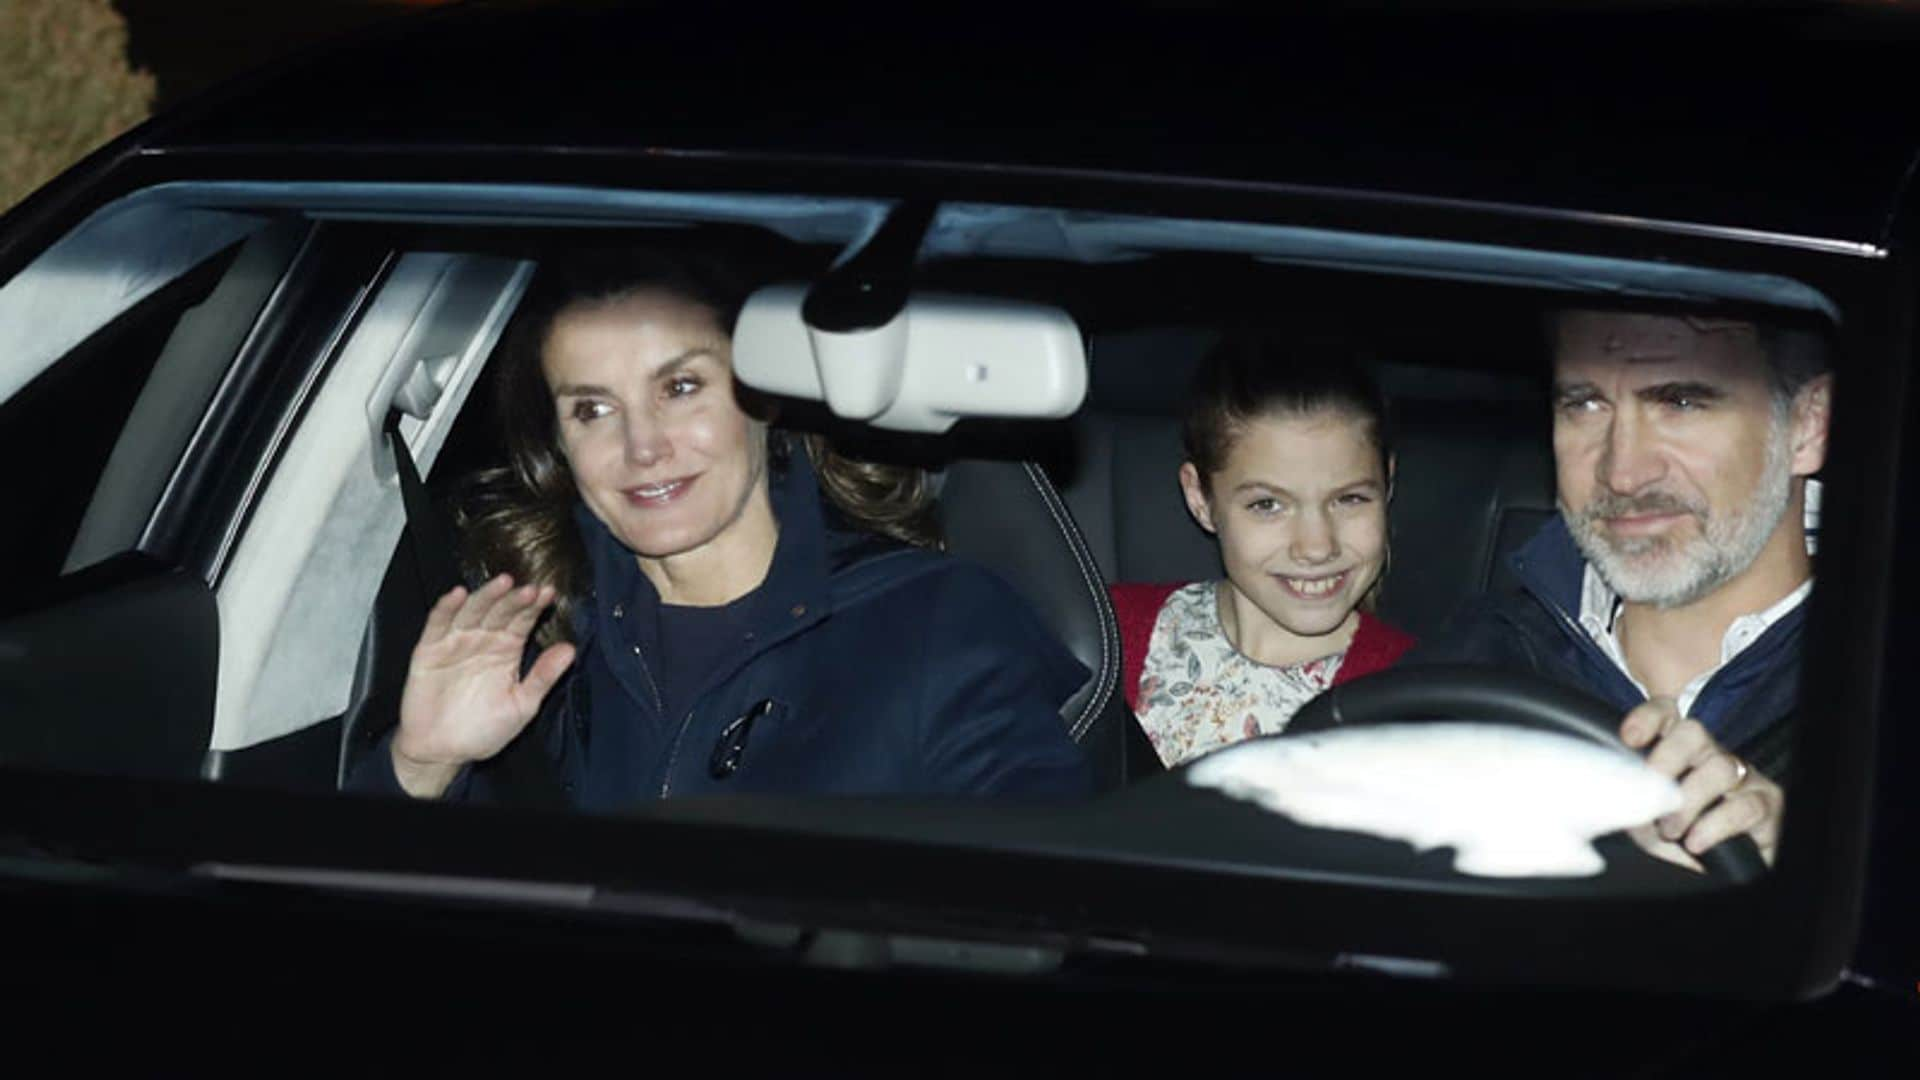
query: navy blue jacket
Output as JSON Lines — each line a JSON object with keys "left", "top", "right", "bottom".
{"left": 353, "top": 452, "right": 1094, "bottom": 806}
{"left": 1404, "top": 517, "right": 1804, "bottom": 785}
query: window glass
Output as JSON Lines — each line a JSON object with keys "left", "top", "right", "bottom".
{"left": 0, "top": 194, "right": 1851, "bottom": 948}
{"left": 300, "top": 226, "right": 1828, "bottom": 900}
{"left": 0, "top": 243, "right": 240, "bottom": 615}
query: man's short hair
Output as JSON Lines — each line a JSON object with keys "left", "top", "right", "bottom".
{"left": 1544, "top": 307, "right": 1831, "bottom": 412}
{"left": 1752, "top": 322, "right": 1831, "bottom": 411}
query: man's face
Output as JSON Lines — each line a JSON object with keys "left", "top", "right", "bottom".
{"left": 1551, "top": 311, "right": 1826, "bottom": 608}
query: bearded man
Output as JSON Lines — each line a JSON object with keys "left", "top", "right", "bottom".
{"left": 1414, "top": 309, "right": 1831, "bottom": 870}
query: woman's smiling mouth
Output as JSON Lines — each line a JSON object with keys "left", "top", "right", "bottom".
{"left": 622, "top": 476, "right": 697, "bottom": 507}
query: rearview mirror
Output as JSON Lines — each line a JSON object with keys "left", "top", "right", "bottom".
{"left": 731, "top": 283, "right": 1087, "bottom": 433}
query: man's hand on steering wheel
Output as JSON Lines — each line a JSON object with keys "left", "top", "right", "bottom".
{"left": 1619, "top": 697, "right": 1784, "bottom": 871}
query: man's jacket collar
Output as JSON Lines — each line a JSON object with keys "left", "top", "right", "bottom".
{"left": 1501, "top": 514, "right": 1807, "bottom": 748}
{"left": 1507, "top": 515, "right": 1590, "bottom": 623}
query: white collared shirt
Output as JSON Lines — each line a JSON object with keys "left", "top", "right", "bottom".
{"left": 1575, "top": 479, "right": 1819, "bottom": 717}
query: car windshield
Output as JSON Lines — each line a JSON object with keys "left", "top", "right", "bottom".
{"left": 0, "top": 176, "right": 1869, "bottom": 994}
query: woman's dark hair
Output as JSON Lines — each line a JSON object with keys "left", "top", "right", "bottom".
{"left": 1181, "top": 334, "right": 1394, "bottom": 491}
{"left": 455, "top": 249, "right": 939, "bottom": 645}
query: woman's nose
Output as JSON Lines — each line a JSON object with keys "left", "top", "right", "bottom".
{"left": 623, "top": 411, "right": 673, "bottom": 467}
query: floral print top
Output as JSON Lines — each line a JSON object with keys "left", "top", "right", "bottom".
{"left": 1135, "top": 581, "right": 1346, "bottom": 767}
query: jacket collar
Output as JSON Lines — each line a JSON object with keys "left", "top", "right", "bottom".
{"left": 1507, "top": 514, "right": 1590, "bottom": 623}
{"left": 1504, "top": 513, "right": 1810, "bottom": 714}
{"left": 1507, "top": 513, "right": 1813, "bottom": 637}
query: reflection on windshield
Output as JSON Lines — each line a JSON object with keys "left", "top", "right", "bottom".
{"left": 3, "top": 213, "right": 1829, "bottom": 891}
{"left": 1189, "top": 721, "right": 1683, "bottom": 878}
{"left": 331, "top": 270, "right": 1832, "bottom": 885}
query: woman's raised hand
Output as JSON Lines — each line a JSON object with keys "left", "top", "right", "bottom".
{"left": 390, "top": 574, "right": 577, "bottom": 799}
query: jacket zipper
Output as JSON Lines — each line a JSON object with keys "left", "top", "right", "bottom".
{"left": 620, "top": 639, "right": 690, "bottom": 797}
{"left": 658, "top": 707, "right": 702, "bottom": 798}
{"left": 631, "top": 641, "right": 665, "bottom": 715}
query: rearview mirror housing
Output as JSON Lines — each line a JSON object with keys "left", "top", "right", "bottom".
{"left": 731, "top": 283, "right": 1087, "bottom": 433}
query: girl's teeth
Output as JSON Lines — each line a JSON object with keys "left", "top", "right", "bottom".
{"left": 1286, "top": 574, "right": 1342, "bottom": 596}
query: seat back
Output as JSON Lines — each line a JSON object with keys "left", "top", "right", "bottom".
{"left": 933, "top": 431, "right": 1149, "bottom": 792}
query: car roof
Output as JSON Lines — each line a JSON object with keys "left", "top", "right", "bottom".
{"left": 135, "top": 2, "right": 1920, "bottom": 250}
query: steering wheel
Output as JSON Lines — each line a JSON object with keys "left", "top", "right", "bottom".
{"left": 1286, "top": 664, "right": 1768, "bottom": 884}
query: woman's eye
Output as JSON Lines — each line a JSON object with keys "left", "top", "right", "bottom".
{"left": 665, "top": 374, "right": 703, "bottom": 399}
{"left": 1246, "top": 497, "right": 1284, "bottom": 515}
{"left": 569, "top": 399, "right": 612, "bottom": 423}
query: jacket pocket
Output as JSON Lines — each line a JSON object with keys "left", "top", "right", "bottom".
{"left": 705, "top": 698, "right": 803, "bottom": 781}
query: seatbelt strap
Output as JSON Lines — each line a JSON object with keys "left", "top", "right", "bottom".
{"left": 384, "top": 412, "right": 570, "bottom": 811}
{"left": 386, "top": 412, "right": 465, "bottom": 598}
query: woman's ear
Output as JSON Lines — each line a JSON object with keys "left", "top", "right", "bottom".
{"left": 1179, "top": 462, "right": 1218, "bottom": 535}
{"left": 1386, "top": 453, "right": 1397, "bottom": 501}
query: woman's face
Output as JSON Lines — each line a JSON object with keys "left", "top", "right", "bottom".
{"left": 542, "top": 288, "right": 771, "bottom": 572}
{"left": 1180, "top": 408, "right": 1390, "bottom": 641}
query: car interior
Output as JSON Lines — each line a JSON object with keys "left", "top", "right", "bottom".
{"left": 0, "top": 185, "right": 1838, "bottom": 898}
{"left": 324, "top": 230, "right": 1574, "bottom": 799}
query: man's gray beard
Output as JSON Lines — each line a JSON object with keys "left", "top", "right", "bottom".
{"left": 1562, "top": 418, "right": 1794, "bottom": 610}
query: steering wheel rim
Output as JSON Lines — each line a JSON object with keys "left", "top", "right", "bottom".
{"left": 1287, "top": 664, "right": 1767, "bottom": 885}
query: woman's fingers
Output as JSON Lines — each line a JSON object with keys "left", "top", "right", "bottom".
{"left": 500, "top": 584, "right": 557, "bottom": 640}
{"left": 515, "top": 641, "right": 577, "bottom": 715}
{"left": 419, "top": 585, "right": 468, "bottom": 644}
{"left": 416, "top": 577, "right": 558, "bottom": 673}
{"left": 480, "top": 582, "right": 541, "bottom": 633}
{"left": 449, "top": 573, "right": 515, "bottom": 631}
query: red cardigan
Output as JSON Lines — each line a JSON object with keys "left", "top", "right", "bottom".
{"left": 1109, "top": 581, "right": 1417, "bottom": 712}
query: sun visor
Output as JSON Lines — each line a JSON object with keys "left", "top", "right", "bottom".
{"left": 732, "top": 283, "right": 1087, "bottom": 433}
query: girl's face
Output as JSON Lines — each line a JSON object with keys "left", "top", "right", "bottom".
{"left": 543, "top": 289, "right": 772, "bottom": 576}
{"left": 1180, "top": 407, "right": 1390, "bottom": 644}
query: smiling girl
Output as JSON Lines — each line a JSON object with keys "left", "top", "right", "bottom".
{"left": 1112, "top": 338, "right": 1415, "bottom": 767}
